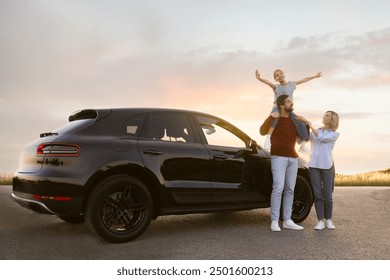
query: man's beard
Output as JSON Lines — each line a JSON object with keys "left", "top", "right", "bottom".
{"left": 285, "top": 106, "right": 294, "bottom": 112}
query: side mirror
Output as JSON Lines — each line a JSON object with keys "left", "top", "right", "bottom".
{"left": 235, "top": 140, "right": 258, "bottom": 158}
{"left": 250, "top": 140, "right": 258, "bottom": 153}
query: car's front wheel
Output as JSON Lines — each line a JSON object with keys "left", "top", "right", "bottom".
{"left": 291, "top": 175, "right": 313, "bottom": 223}
{"left": 85, "top": 175, "right": 153, "bottom": 243}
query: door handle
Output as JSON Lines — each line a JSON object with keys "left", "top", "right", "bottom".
{"left": 213, "top": 154, "right": 227, "bottom": 160}
{"left": 143, "top": 150, "right": 162, "bottom": 155}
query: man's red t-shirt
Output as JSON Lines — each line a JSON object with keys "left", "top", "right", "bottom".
{"left": 260, "top": 115, "right": 300, "bottom": 158}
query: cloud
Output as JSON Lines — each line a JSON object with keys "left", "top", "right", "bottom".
{"left": 340, "top": 112, "right": 375, "bottom": 120}
{"left": 368, "top": 131, "right": 390, "bottom": 143}
{"left": 341, "top": 28, "right": 390, "bottom": 68}
{"left": 272, "top": 28, "right": 390, "bottom": 87}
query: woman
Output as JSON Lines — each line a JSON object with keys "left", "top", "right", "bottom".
{"left": 305, "top": 111, "right": 340, "bottom": 230}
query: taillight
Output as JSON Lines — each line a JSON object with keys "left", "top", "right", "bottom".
{"left": 37, "top": 143, "right": 80, "bottom": 157}
{"left": 33, "top": 194, "right": 72, "bottom": 201}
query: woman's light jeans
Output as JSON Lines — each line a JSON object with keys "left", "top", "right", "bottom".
{"left": 270, "top": 156, "right": 298, "bottom": 221}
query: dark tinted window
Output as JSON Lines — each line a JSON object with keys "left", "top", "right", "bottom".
{"left": 196, "top": 115, "right": 246, "bottom": 148}
{"left": 68, "top": 109, "right": 97, "bottom": 122}
{"left": 123, "top": 114, "right": 146, "bottom": 137}
{"left": 143, "top": 113, "right": 195, "bottom": 143}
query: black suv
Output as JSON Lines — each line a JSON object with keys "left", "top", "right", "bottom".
{"left": 13, "top": 108, "right": 313, "bottom": 243}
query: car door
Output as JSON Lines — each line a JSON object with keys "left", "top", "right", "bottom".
{"left": 193, "top": 114, "right": 272, "bottom": 204}
{"left": 138, "top": 112, "right": 212, "bottom": 205}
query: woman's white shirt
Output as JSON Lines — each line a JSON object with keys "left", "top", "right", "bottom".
{"left": 308, "top": 128, "right": 340, "bottom": 169}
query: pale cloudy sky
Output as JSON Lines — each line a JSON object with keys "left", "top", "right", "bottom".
{"left": 1, "top": 0, "right": 389, "bottom": 174}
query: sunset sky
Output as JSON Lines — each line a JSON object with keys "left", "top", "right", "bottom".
{"left": 1, "top": 0, "right": 389, "bottom": 174}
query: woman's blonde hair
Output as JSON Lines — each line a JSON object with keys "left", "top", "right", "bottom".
{"left": 326, "top": 111, "right": 339, "bottom": 131}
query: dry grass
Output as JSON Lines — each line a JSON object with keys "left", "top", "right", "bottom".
{"left": 335, "top": 169, "right": 390, "bottom": 186}
{"left": 0, "top": 173, "right": 13, "bottom": 185}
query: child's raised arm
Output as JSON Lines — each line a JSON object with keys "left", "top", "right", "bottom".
{"left": 296, "top": 72, "right": 322, "bottom": 85}
{"left": 255, "top": 69, "right": 276, "bottom": 90}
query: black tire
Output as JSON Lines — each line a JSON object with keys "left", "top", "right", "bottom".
{"left": 57, "top": 215, "right": 85, "bottom": 223}
{"left": 85, "top": 175, "right": 153, "bottom": 243}
{"left": 291, "top": 175, "right": 313, "bottom": 223}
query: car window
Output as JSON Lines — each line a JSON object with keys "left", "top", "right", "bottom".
{"left": 143, "top": 113, "right": 195, "bottom": 143}
{"left": 196, "top": 115, "right": 246, "bottom": 148}
{"left": 123, "top": 114, "right": 146, "bottom": 137}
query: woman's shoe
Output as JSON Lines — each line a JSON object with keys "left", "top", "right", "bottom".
{"left": 314, "top": 220, "right": 325, "bottom": 230}
{"left": 326, "top": 219, "right": 336, "bottom": 229}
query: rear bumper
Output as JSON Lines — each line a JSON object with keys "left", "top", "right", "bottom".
{"left": 12, "top": 193, "right": 56, "bottom": 215}
{"left": 11, "top": 192, "right": 84, "bottom": 216}
{"left": 12, "top": 172, "right": 86, "bottom": 216}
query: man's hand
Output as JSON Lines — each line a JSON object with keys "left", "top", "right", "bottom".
{"left": 270, "top": 112, "right": 279, "bottom": 119}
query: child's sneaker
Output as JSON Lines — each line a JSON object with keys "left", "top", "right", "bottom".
{"left": 298, "top": 141, "right": 309, "bottom": 154}
{"left": 264, "top": 134, "right": 271, "bottom": 151}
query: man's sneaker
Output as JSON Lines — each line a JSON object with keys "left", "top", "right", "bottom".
{"left": 326, "top": 219, "right": 336, "bottom": 229}
{"left": 283, "top": 220, "right": 304, "bottom": 230}
{"left": 314, "top": 220, "right": 325, "bottom": 230}
{"left": 270, "top": 221, "right": 281, "bottom": 232}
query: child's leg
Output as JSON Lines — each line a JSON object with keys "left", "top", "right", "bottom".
{"left": 264, "top": 134, "right": 271, "bottom": 151}
{"left": 264, "top": 106, "right": 278, "bottom": 151}
{"left": 298, "top": 139, "right": 309, "bottom": 154}
{"left": 290, "top": 112, "right": 309, "bottom": 141}
{"left": 290, "top": 112, "right": 309, "bottom": 153}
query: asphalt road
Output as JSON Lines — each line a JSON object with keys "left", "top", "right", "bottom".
{"left": 0, "top": 185, "right": 389, "bottom": 260}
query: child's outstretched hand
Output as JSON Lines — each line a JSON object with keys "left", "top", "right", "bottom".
{"left": 315, "top": 72, "right": 322, "bottom": 78}
{"left": 255, "top": 69, "right": 261, "bottom": 80}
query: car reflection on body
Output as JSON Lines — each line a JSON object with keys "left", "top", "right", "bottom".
{"left": 12, "top": 108, "right": 313, "bottom": 243}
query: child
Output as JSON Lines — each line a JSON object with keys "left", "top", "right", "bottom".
{"left": 255, "top": 68, "right": 322, "bottom": 152}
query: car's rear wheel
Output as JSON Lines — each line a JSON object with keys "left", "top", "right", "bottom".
{"left": 291, "top": 175, "right": 313, "bottom": 223}
{"left": 85, "top": 175, "right": 153, "bottom": 243}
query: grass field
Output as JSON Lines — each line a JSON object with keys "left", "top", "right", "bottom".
{"left": 2, "top": 169, "right": 390, "bottom": 186}
{"left": 335, "top": 169, "right": 390, "bottom": 186}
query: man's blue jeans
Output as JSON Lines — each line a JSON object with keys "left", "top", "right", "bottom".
{"left": 270, "top": 156, "right": 298, "bottom": 221}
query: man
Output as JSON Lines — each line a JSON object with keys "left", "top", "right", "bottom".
{"left": 260, "top": 94, "right": 309, "bottom": 231}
